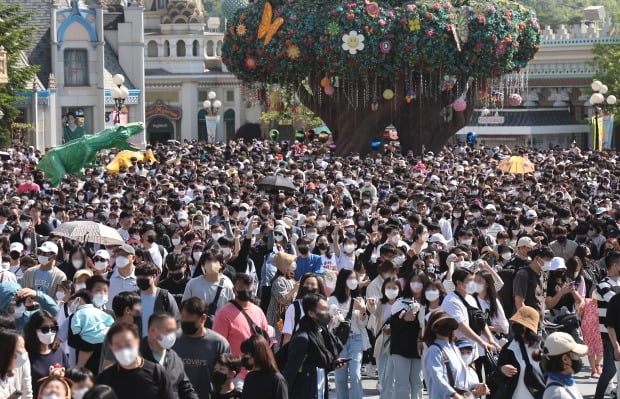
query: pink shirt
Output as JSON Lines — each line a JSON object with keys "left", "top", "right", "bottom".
{"left": 212, "top": 301, "right": 269, "bottom": 379}
{"left": 17, "top": 182, "right": 40, "bottom": 194}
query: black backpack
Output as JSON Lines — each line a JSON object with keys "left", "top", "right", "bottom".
{"left": 275, "top": 301, "right": 302, "bottom": 371}
{"left": 455, "top": 292, "right": 487, "bottom": 334}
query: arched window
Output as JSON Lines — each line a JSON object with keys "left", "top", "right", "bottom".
{"left": 224, "top": 109, "right": 235, "bottom": 140}
{"left": 206, "top": 41, "right": 214, "bottom": 57}
{"left": 192, "top": 40, "right": 199, "bottom": 56}
{"left": 216, "top": 40, "right": 223, "bottom": 56}
{"left": 147, "top": 41, "right": 158, "bottom": 57}
{"left": 163, "top": 40, "right": 170, "bottom": 57}
{"left": 177, "top": 40, "right": 186, "bottom": 57}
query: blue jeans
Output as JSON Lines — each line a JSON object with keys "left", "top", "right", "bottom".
{"left": 378, "top": 341, "right": 394, "bottom": 399}
{"left": 335, "top": 333, "right": 364, "bottom": 399}
{"left": 595, "top": 334, "right": 617, "bottom": 399}
{"left": 391, "top": 355, "right": 422, "bottom": 399}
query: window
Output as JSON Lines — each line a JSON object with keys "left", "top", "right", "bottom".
{"left": 226, "top": 90, "right": 234, "bottom": 102}
{"left": 64, "top": 49, "right": 88, "bottom": 86}
{"left": 157, "top": 0, "right": 166, "bottom": 9}
{"left": 192, "top": 40, "right": 199, "bottom": 57}
{"left": 206, "top": 41, "right": 214, "bottom": 57}
{"left": 147, "top": 41, "right": 158, "bottom": 57}
{"left": 177, "top": 40, "right": 186, "bottom": 57}
{"left": 164, "top": 40, "right": 170, "bottom": 57}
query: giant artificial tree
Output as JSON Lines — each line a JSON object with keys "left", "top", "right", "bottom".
{"left": 222, "top": 0, "right": 541, "bottom": 154}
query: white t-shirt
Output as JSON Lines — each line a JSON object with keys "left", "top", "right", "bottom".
{"left": 441, "top": 292, "right": 481, "bottom": 357}
{"left": 282, "top": 300, "right": 305, "bottom": 336}
{"left": 336, "top": 253, "right": 355, "bottom": 270}
{"left": 321, "top": 254, "right": 338, "bottom": 272}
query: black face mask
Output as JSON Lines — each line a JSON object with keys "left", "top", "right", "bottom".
{"left": 302, "top": 286, "right": 317, "bottom": 296}
{"left": 169, "top": 271, "right": 185, "bottom": 282}
{"left": 315, "top": 312, "right": 331, "bottom": 326}
{"left": 181, "top": 321, "right": 199, "bottom": 336}
{"left": 298, "top": 247, "right": 309, "bottom": 255}
{"left": 241, "top": 357, "right": 253, "bottom": 370}
{"left": 9, "top": 251, "right": 20, "bottom": 260}
{"left": 146, "top": 235, "right": 156, "bottom": 243}
{"left": 236, "top": 290, "right": 252, "bottom": 302}
{"left": 136, "top": 278, "right": 151, "bottom": 291}
{"left": 557, "top": 236, "right": 567, "bottom": 244}
{"left": 317, "top": 243, "right": 328, "bottom": 251}
{"left": 571, "top": 357, "right": 583, "bottom": 374}
{"left": 576, "top": 236, "right": 587, "bottom": 244}
{"left": 211, "top": 370, "right": 228, "bottom": 386}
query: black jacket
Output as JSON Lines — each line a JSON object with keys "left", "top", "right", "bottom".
{"left": 389, "top": 298, "right": 421, "bottom": 359}
{"left": 282, "top": 331, "right": 329, "bottom": 399}
{"left": 140, "top": 338, "right": 199, "bottom": 399}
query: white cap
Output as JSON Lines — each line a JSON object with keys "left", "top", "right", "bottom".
{"left": 549, "top": 257, "right": 566, "bottom": 271}
{"left": 177, "top": 211, "right": 189, "bottom": 220}
{"left": 428, "top": 233, "right": 447, "bottom": 245}
{"left": 525, "top": 209, "right": 538, "bottom": 219}
{"left": 94, "top": 249, "right": 110, "bottom": 260}
{"left": 9, "top": 242, "right": 24, "bottom": 253}
{"left": 517, "top": 236, "right": 536, "bottom": 248}
{"left": 543, "top": 332, "right": 588, "bottom": 357}
{"left": 484, "top": 204, "right": 497, "bottom": 211}
{"left": 38, "top": 241, "right": 59, "bottom": 254}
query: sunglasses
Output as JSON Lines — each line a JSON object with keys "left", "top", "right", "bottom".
{"left": 93, "top": 257, "right": 106, "bottom": 262}
{"left": 37, "top": 251, "right": 54, "bottom": 256}
{"left": 39, "top": 326, "right": 58, "bottom": 334}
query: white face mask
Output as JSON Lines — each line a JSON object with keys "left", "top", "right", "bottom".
{"left": 172, "top": 238, "right": 181, "bottom": 246}
{"left": 501, "top": 253, "right": 512, "bottom": 261}
{"left": 211, "top": 233, "right": 223, "bottom": 241}
{"left": 72, "top": 259, "right": 83, "bottom": 269}
{"left": 238, "top": 211, "right": 248, "bottom": 219}
{"left": 385, "top": 288, "right": 399, "bottom": 300}
{"left": 317, "top": 220, "right": 328, "bottom": 229}
{"left": 37, "top": 331, "right": 56, "bottom": 345}
{"left": 542, "top": 261, "right": 552, "bottom": 272}
{"left": 476, "top": 282, "right": 486, "bottom": 294}
{"left": 193, "top": 252, "right": 202, "bottom": 262}
{"left": 179, "top": 220, "right": 188, "bottom": 227}
{"left": 346, "top": 279, "right": 359, "bottom": 290}
{"left": 425, "top": 290, "right": 440, "bottom": 302}
{"left": 19, "top": 221, "right": 30, "bottom": 230}
{"left": 114, "top": 346, "right": 139, "bottom": 366}
{"left": 410, "top": 281, "right": 423, "bottom": 293}
{"left": 461, "top": 238, "right": 473, "bottom": 246}
{"left": 343, "top": 244, "right": 355, "bottom": 254}
{"left": 73, "top": 387, "right": 89, "bottom": 399}
{"left": 221, "top": 247, "right": 231, "bottom": 257}
{"left": 13, "top": 351, "right": 28, "bottom": 368}
{"left": 307, "top": 232, "right": 318, "bottom": 241}
{"left": 94, "top": 261, "right": 108, "bottom": 271}
{"left": 545, "top": 218, "right": 554, "bottom": 225}
{"left": 55, "top": 291, "right": 65, "bottom": 301}
{"left": 157, "top": 332, "right": 177, "bottom": 350}
{"left": 38, "top": 255, "right": 50, "bottom": 265}
{"left": 394, "top": 255, "right": 406, "bottom": 266}
{"left": 472, "top": 211, "right": 482, "bottom": 218}
{"left": 391, "top": 234, "right": 401, "bottom": 244}
{"left": 75, "top": 282, "right": 87, "bottom": 291}
{"left": 465, "top": 281, "right": 477, "bottom": 295}
{"left": 92, "top": 293, "right": 108, "bottom": 307}
{"left": 115, "top": 256, "right": 130, "bottom": 268}
{"left": 461, "top": 353, "right": 474, "bottom": 365}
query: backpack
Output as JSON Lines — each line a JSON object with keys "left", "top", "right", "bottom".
{"left": 455, "top": 292, "right": 487, "bottom": 334}
{"left": 275, "top": 301, "right": 302, "bottom": 370}
{"left": 157, "top": 288, "right": 172, "bottom": 314}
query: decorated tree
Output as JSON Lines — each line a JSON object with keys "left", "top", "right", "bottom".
{"left": 222, "top": 0, "right": 541, "bottom": 154}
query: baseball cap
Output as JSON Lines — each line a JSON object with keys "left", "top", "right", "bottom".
{"left": 94, "top": 249, "right": 110, "bottom": 260}
{"left": 114, "top": 244, "right": 136, "bottom": 256}
{"left": 525, "top": 209, "right": 538, "bottom": 219}
{"left": 595, "top": 207, "right": 607, "bottom": 215}
{"left": 9, "top": 242, "right": 24, "bottom": 253}
{"left": 517, "top": 236, "right": 536, "bottom": 248}
{"left": 428, "top": 233, "right": 448, "bottom": 245}
{"left": 549, "top": 257, "right": 566, "bottom": 271}
{"left": 543, "top": 332, "right": 588, "bottom": 357}
{"left": 73, "top": 269, "right": 93, "bottom": 281}
{"left": 38, "top": 241, "right": 59, "bottom": 255}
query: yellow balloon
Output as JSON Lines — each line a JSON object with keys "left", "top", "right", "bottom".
{"left": 383, "top": 89, "right": 394, "bottom": 100}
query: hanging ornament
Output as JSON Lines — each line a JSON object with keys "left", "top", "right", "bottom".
{"left": 405, "top": 89, "right": 416, "bottom": 103}
{"left": 306, "top": 129, "right": 316, "bottom": 140}
{"left": 295, "top": 130, "right": 305, "bottom": 142}
{"left": 382, "top": 89, "right": 394, "bottom": 100}
{"left": 452, "top": 97, "right": 467, "bottom": 112}
{"left": 481, "top": 108, "right": 491, "bottom": 116}
{"left": 508, "top": 93, "right": 522, "bottom": 106}
{"left": 370, "top": 97, "right": 380, "bottom": 111}
{"left": 320, "top": 77, "right": 331, "bottom": 88}
{"left": 269, "top": 129, "right": 280, "bottom": 141}
{"left": 318, "top": 132, "right": 329, "bottom": 143}
{"left": 324, "top": 85, "right": 335, "bottom": 95}
{"left": 371, "top": 140, "right": 382, "bottom": 150}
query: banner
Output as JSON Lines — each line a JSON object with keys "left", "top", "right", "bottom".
{"left": 603, "top": 114, "right": 614, "bottom": 150}
{"left": 592, "top": 115, "right": 604, "bottom": 151}
{"left": 205, "top": 116, "right": 220, "bottom": 143}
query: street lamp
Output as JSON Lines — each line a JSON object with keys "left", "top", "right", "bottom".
{"left": 203, "top": 91, "right": 222, "bottom": 142}
{"left": 589, "top": 80, "right": 616, "bottom": 150}
{"left": 0, "top": 109, "right": 4, "bottom": 120}
{"left": 111, "top": 74, "right": 129, "bottom": 124}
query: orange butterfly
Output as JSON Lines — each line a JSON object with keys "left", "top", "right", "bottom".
{"left": 257, "top": 2, "right": 284, "bottom": 45}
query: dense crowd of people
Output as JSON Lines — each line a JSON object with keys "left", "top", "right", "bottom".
{"left": 0, "top": 138, "right": 618, "bottom": 399}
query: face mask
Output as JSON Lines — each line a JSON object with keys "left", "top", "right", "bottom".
{"left": 114, "top": 346, "right": 139, "bottom": 366}
{"left": 13, "top": 351, "right": 28, "bottom": 368}
{"left": 501, "top": 252, "right": 512, "bottom": 261}
{"left": 75, "top": 282, "right": 87, "bottom": 291}
{"left": 421, "top": 234, "right": 429, "bottom": 242}
{"left": 55, "top": 291, "right": 65, "bottom": 301}
{"left": 212, "top": 370, "right": 229, "bottom": 386}
{"left": 73, "top": 387, "right": 89, "bottom": 399}
{"left": 274, "top": 234, "right": 284, "bottom": 242}
{"left": 542, "top": 261, "right": 551, "bottom": 272}
{"left": 23, "top": 238, "right": 32, "bottom": 246}
{"left": 193, "top": 252, "right": 202, "bottom": 262}
{"left": 461, "top": 353, "right": 474, "bottom": 365}
{"left": 473, "top": 211, "right": 482, "bottom": 218}
{"left": 317, "top": 243, "right": 328, "bottom": 251}
{"left": 476, "top": 283, "right": 486, "bottom": 294}
{"left": 115, "top": 256, "right": 130, "bottom": 268}
{"left": 237, "top": 290, "right": 252, "bottom": 302}
{"left": 212, "top": 233, "right": 223, "bottom": 241}
{"left": 137, "top": 278, "right": 151, "bottom": 291}
{"left": 72, "top": 259, "right": 83, "bottom": 269}
{"left": 394, "top": 255, "right": 405, "bottom": 266}
{"left": 78, "top": 195, "right": 85, "bottom": 201}
{"left": 241, "top": 357, "right": 253, "bottom": 370}
{"left": 461, "top": 238, "right": 473, "bottom": 246}
{"left": 38, "top": 255, "right": 50, "bottom": 265}
{"left": 157, "top": 332, "right": 177, "bottom": 349}
{"left": 410, "top": 281, "right": 423, "bottom": 293}
{"left": 427, "top": 265, "right": 436, "bottom": 274}
{"left": 20, "top": 221, "right": 30, "bottom": 230}
{"left": 346, "top": 279, "right": 359, "bottom": 290}
{"left": 37, "top": 331, "right": 56, "bottom": 345}
{"left": 385, "top": 288, "right": 399, "bottom": 300}
{"left": 317, "top": 220, "right": 328, "bottom": 229}
{"left": 307, "top": 232, "right": 318, "bottom": 241}
{"left": 92, "top": 293, "right": 109, "bottom": 307}
{"left": 571, "top": 356, "right": 583, "bottom": 374}
{"left": 425, "top": 290, "right": 440, "bottom": 302}
{"left": 179, "top": 220, "right": 188, "bottom": 227}
{"left": 222, "top": 247, "right": 231, "bottom": 257}
{"left": 453, "top": 212, "right": 462, "bottom": 218}
{"left": 86, "top": 212, "right": 94, "bottom": 219}
{"left": 343, "top": 244, "right": 355, "bottom": 254}
{"left": 181, "top": 321, "right": 199, "bottom": 335}
{"left": 391, "top": 234, "right": 401, "bottom": 244}
{"left": 94, "top": 261, "right": 108, "bottom": 271}
{"left": 298, "top": 247, "right": 309, "bottom": 255}
{"left": 315, "top": 311, "right": 331, "bottom": 326}
{"left": 545, "top": 218, "right": 554, "bottom": 225}
{"left": 465, "top": 281, "right": 477, "bottom": 295}
{"left": 172, "top": 238, "right": 181, "bottom": 246}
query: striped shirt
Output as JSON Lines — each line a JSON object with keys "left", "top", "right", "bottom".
{"left": 595, "top": 276, "right": 620, "bottom": 333}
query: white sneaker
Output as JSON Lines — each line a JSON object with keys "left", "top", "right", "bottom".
{"left": 606, "top": 381, "right": 617, "bottom": 396}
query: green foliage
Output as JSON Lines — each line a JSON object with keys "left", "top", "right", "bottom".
{"left": 517, "top": 0, "right": 620, "bottom": 29}
{"left": 591, "top": 42, "right": 620, "bottom": 95}
{"left": 222, "top": 0, "right": 540, "bottom": 86}
{"left": 0, "top": 3, "right": 39, "bottom": 146}
{"left": 203, "top": 0, "right": 223, "bottom": 17}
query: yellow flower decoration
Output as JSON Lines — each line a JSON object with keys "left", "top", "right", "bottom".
{"left": 408, "top": 18, "right": 421, "bottom": 31}
{"left": 236, "top": 24, "right": 247, "bottom": 36}
{"left": 287, "top": 45, "right": 301, "bottom": 59}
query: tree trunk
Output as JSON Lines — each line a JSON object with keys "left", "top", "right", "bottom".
{"left": 299, "top": 75, "right": 475, "bottom": 155}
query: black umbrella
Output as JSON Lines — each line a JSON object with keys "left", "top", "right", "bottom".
{"left": 256, "top": 175, "right": 297, "bottom": 192}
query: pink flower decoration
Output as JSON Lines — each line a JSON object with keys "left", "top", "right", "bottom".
{"left": 433, "top": 3, "right": 441, "bottom": 10}
{"left": 378, "top": 18, "right": 386, "bottom": 25}
{"left": 426, "top": 29, "right": 435, "bottom": 36}
{"left": 324, "top": 86, "right": 335, "bottom": 95}
{"left": 274, "top": 8, "right": 282, "bottom": 16}
{"left": 379, "top": 40, "right": 392, "bottom": 54}
{"left": 290, "top": 15, "right": 297, "bottom": 20}
{"left": 406, "top": 4, "right": 416, "bottom": 11}
{"left": 509, "top": 93, "right": 522, "bottom": 106}
{"left": 388, "top": 10, "right": 394, "bottom": 17}
{"left": 444, "top": 2, "right": 452, "bottom": 9}
{"left": 452, "top": 98, "right": 467, "bottom": 111}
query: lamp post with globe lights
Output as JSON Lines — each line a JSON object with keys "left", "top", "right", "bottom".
{"left": 111, "top": 74, "right": 129, "bottom": 125}
{"left": 203, "top": 91, "right": 222, "bottom": 142}
{"left": 589, "top": 80, "right": 617, "bottom": 151}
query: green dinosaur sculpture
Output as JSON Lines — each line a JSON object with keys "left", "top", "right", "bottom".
{"left": 38, "top": 122, "right": 144, "bottom": 186}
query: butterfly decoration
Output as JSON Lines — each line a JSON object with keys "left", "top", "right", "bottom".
{"left": 257, "top": 2, "right": 284, "bottom": 45}
{"left": 452, "top": 8, "right": 470, "bottom": 52}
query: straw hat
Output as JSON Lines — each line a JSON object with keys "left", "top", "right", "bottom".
{"left": 509, "top": 305, "right": 539, "bottom": 334}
